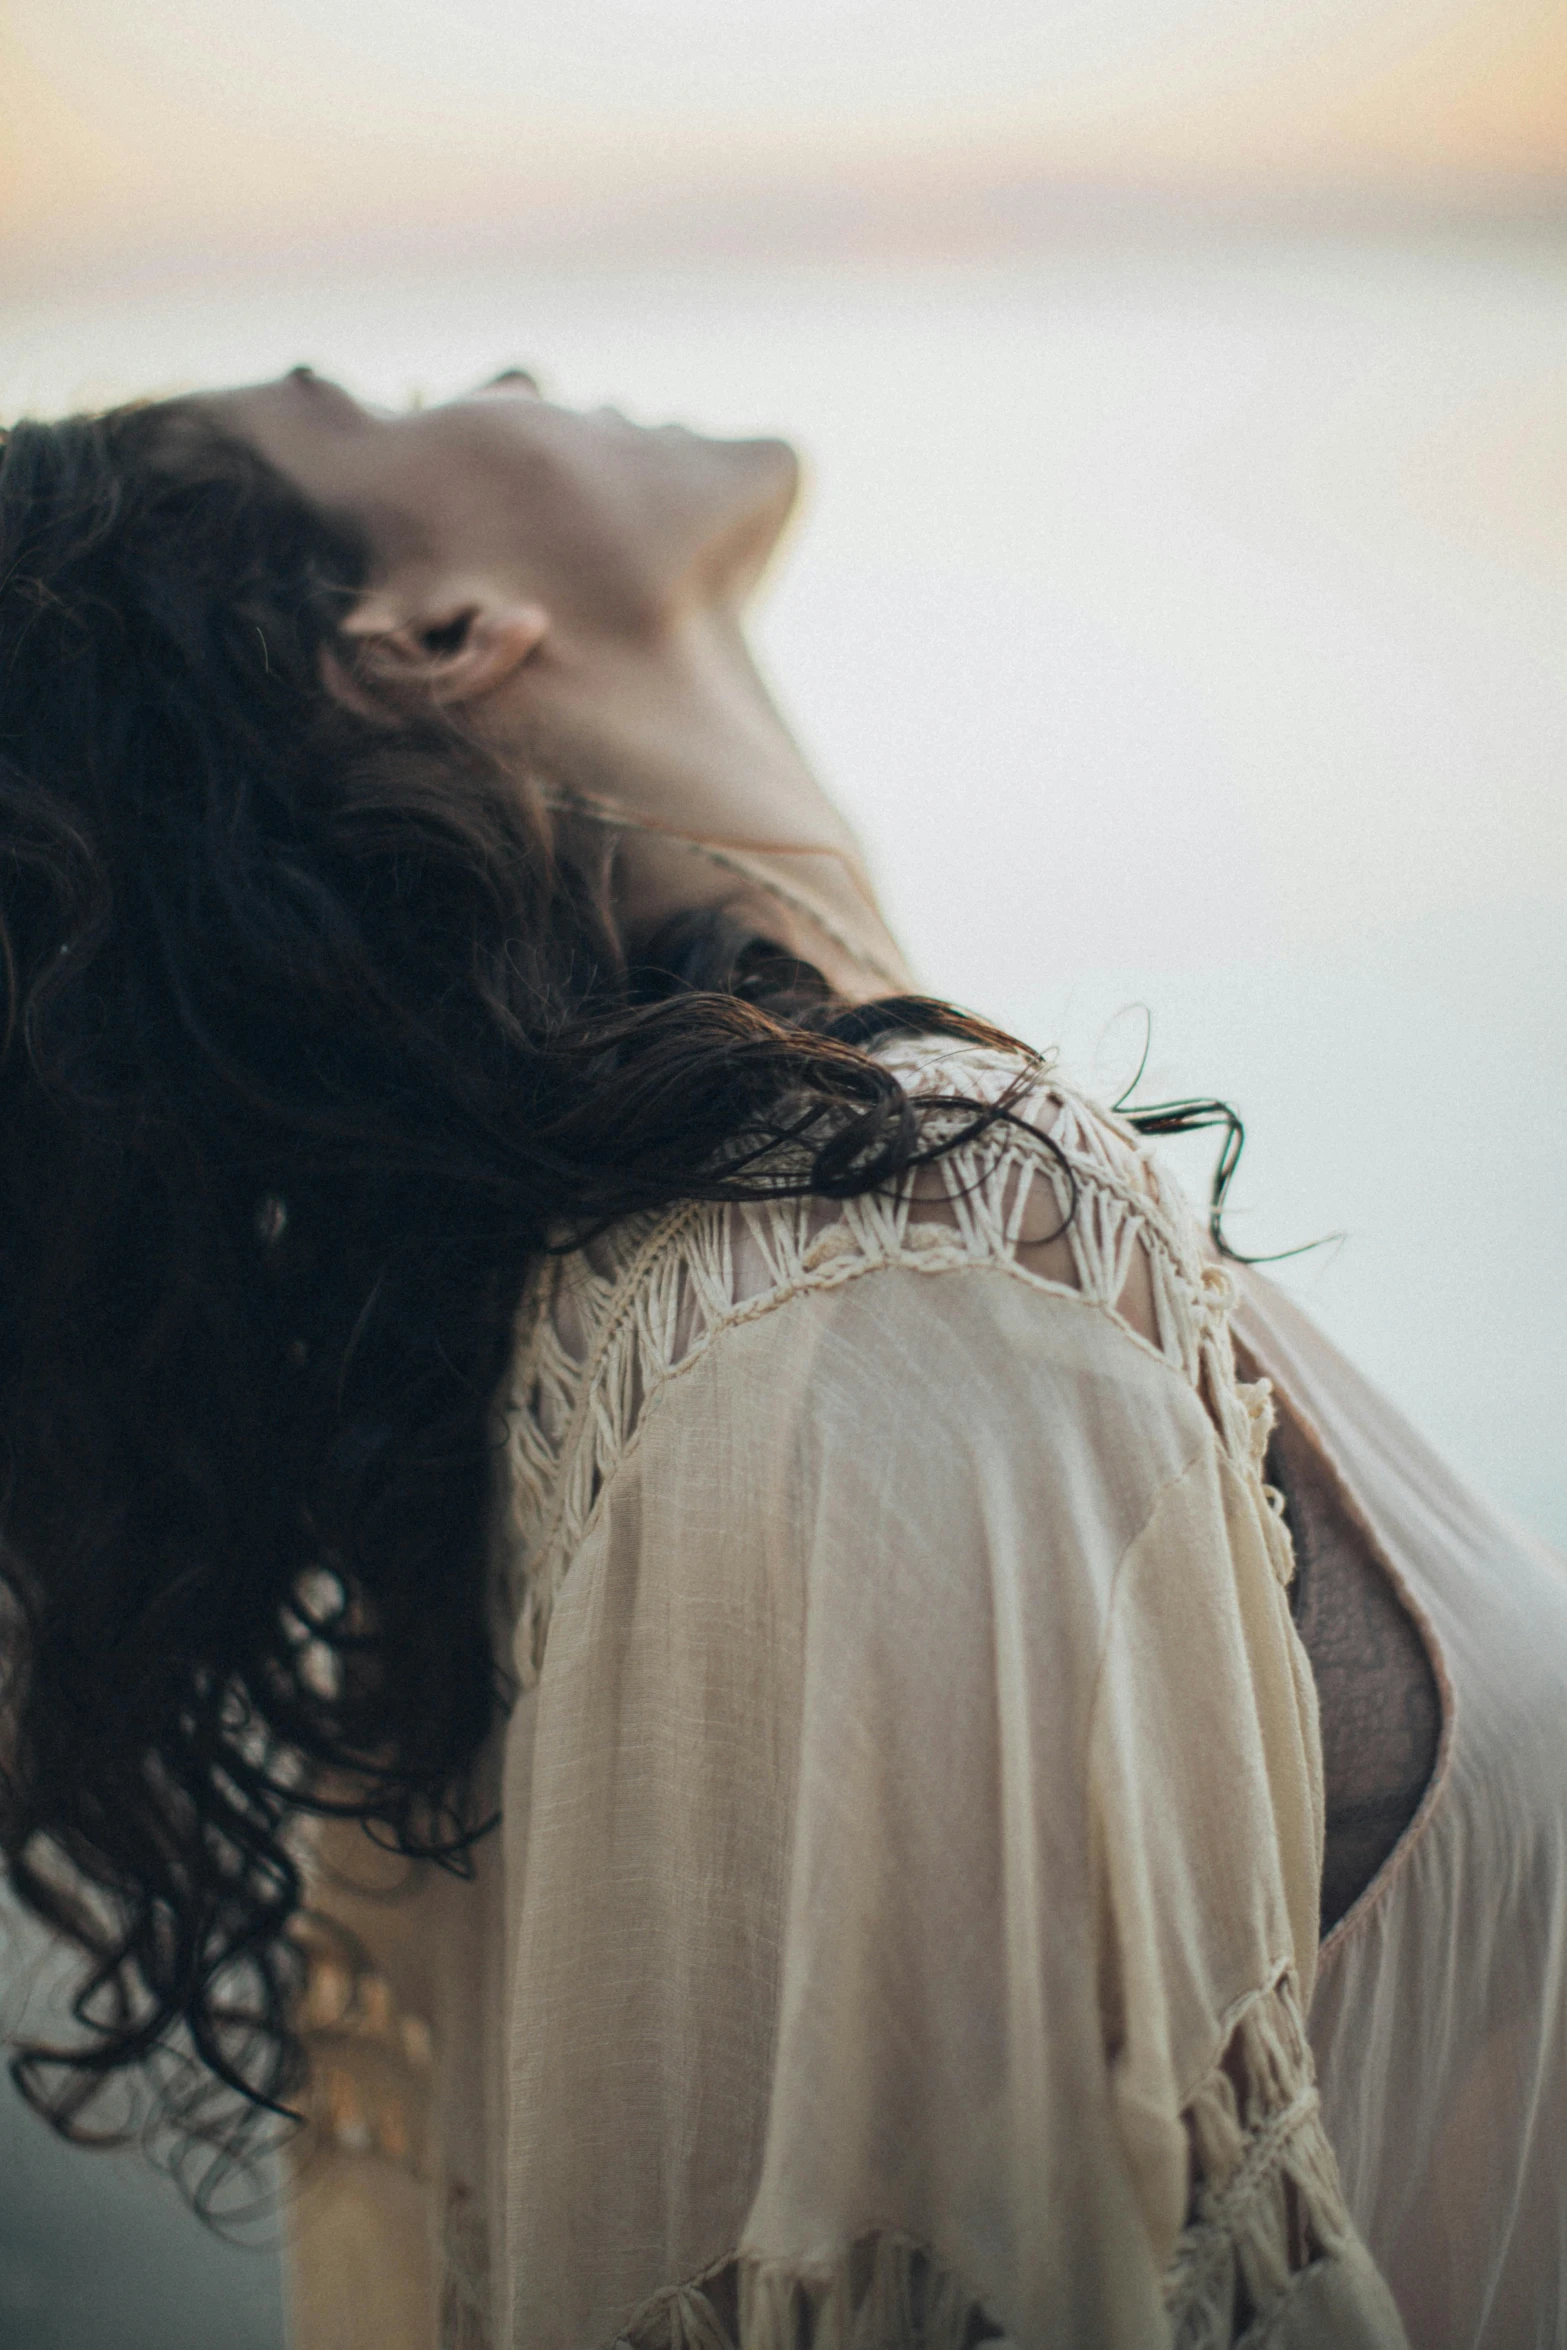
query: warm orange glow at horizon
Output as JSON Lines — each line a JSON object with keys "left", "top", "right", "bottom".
{"left": 2, "top": 0, "right": 1564, "bottom": 280}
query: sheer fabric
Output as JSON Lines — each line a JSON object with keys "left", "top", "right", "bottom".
{"left": 1233, "top": 1277, "right": 1567, "bottom": 2350}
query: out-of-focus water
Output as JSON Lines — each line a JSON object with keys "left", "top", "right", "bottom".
{"left": 0, "top": 1896, "right": 283, "bottom": 2348}
{"left": 1, "top": 232, "right": 1563, "bottom": 2341}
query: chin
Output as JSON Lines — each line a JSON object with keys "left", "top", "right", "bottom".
{"left": 681, "top": 431, "right": 799, "bottom": 545}
{"left": 742, "top": 434, "right": 800, "bottom": 489}
{"left": 730, "top": 433, "right": 801, "bottom": 522}
{"left": 637, "top": 427, "right": 800, "bottom": 589}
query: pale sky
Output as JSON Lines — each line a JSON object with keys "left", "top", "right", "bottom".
{"left": 2, "top": 0, "right": 1564, "bottom": 276}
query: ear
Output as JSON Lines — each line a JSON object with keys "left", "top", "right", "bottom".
{"left": 323, "top": 588, "right": 550, "bottom": 716}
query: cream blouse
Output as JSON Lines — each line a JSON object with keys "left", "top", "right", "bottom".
{"left": 288, "top": 1039, "right": 1412, "bottom": 2348}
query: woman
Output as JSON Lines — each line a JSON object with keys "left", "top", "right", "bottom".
{"left": 0, "top": 370, "right": 1561, "bottom": 2350}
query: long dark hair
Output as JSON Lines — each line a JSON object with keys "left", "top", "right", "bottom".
{"left": 0, "top": 395, "right": 1045, "bottom": 2189}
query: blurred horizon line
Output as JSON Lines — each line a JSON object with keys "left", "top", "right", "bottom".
{"left": 5, "top": 152, "right": 1566, "bottom": 303}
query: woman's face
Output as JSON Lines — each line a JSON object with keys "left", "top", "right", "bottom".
{"left": 202, "top": 367, "right": 800, "bottom": 637}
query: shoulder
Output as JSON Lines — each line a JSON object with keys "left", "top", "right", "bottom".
{"left": 869, "top": 1034, "right": 1196, "bottom": 1320}
{"left": 486, "top": 1041, "right": 1391, "bottom": 2350}
{"left": 496, "top": 1036, "right": 1257, "bottom": 1676}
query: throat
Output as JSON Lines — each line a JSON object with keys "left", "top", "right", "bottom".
{"left": 512, "top": 615, "right": 913, "bottom": 999}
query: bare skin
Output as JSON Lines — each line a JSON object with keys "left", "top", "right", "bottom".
{"left": 202, "top": 367, "right": 911, "bottom": 1001}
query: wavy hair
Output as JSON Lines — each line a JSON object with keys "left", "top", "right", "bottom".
{"left": 0, "top": 395, "right": 1050, "bottom": 2192}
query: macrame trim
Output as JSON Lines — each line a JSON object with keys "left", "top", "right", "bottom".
{"left": 1166, "top": 1969, "right": 1357, "bottom": 2350}
{"left": 496, "top": 1040, "right": 1289, "bottom": 1686}
{"left": 610, "top": 2230, "right": 1007, "bottom": 2350}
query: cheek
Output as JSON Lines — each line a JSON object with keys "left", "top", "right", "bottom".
{"left": 511, "top": 460, "right": 693, "bottom": 624}
{"left": 641, "top": 435, "right": 800, "bottom": 565}
{"left": 548, "top": 494, "right": 669, "bottom": 622}
{"left": 469, "top": 412, "right": 760, "bottom": 621}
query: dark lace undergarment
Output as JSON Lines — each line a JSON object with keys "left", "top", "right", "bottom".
{"left": 1264, "top": 1407, "right": 1442, "bottom": 1937}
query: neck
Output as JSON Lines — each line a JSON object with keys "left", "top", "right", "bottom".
{"left": 488, "top": 604, "right": 913, "bottom": 1000}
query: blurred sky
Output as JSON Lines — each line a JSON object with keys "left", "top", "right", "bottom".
{"left": 3, "top": 0, "right": 1565, "bottom": 284}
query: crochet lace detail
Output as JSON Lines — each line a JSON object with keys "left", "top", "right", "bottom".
{"left": 1166, "top": 1969, "right": 1361, "bottom": 2348}
{"left": 495, "top": 1040, "right": 1288, "bottom": 1690}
